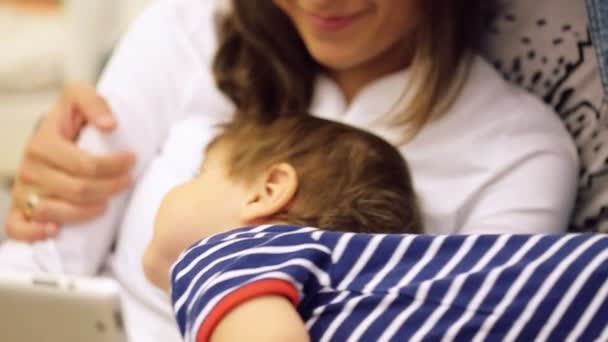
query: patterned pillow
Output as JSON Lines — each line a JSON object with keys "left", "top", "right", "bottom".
{"left": 482, "top": 0, "right": 608, "bottom": 233}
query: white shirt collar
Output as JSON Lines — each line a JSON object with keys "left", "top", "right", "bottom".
{"left": 310, "top": 68, "right": 410, "bottom": 125}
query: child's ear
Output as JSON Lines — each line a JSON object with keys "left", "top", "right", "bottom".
{"left": 241, "top": 163, "right": 298, "bottom": 223}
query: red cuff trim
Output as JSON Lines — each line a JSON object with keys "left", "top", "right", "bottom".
{"left": 196, "top": 279, "right": 300, "bottom": 342}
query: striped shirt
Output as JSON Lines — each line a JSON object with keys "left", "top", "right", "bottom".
{"left": 171, "top": 225, "right": 608, "bottom": 342}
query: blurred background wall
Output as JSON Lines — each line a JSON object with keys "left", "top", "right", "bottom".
{"left": 0, "top": 0, "right": 151, "bottom": 237}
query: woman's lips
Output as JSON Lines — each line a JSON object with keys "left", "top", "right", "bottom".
{"left": 307, "top": 12, "right": 366, "bottom": 32}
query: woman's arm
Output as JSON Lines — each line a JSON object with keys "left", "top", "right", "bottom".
{"left": 460, "top": 151, "right": 578, "bottom": 234}
{"left": 211, "top": 296, "right": 310, "bottom": 342}
{"left": 1, "top": 0, "right": 205, "bottom": 274}
{"left": 0, "top": 125, "right": 135, "bottom": 275}
{"left": 5, "top": 82, "right": 132, "bottom": 241}
{"left": 459, "top": 104, "right": 579, "bottom": 234}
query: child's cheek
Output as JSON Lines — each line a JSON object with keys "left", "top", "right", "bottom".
{"left": 142, "top": 238, "right": 175, "bottom": 291}
{"left": 141, "top": 243, "right": 159, "bottom": 285}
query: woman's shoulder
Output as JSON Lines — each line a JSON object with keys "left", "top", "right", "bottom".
{"left": 145, "top": 0, "right": 223, "bottom": 61}
{"left": 160, "top": 0, "right": 223, "bottom": 27}
{"left": 438, "top": 56, "right": 577, "bottom": 162}
{"left": 462, "top": 57, "right": 562, "bottom": 128}
{"left": 100, "top": 0, "right": 224, "bottom": 89}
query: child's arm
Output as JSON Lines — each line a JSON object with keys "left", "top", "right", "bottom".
{"left": 168, "top": 226, "right": 329, "bottom": 342}
{"left": 211, "top": 295, "right": 310, "bottom": 342}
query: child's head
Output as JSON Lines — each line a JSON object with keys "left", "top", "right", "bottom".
{"left": 145, "top": 115, "right": 422, "bottom": 289}
{"left": 213, "top": 115, "right": 422, "bottom": 233}
{"left": 155, "top": 115, "right": 422, "bottom": 237}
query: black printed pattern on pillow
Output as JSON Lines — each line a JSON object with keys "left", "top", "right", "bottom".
{"left": 482, "top": 1, "right": 607, "bottom": 233}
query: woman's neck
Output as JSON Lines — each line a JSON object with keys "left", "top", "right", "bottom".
{"left": 329, "top": 38, "right": 415, "bottom": 104}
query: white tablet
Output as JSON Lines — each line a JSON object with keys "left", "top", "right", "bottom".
{"left": 0, "top": 272, "right": 127, "bottom": 342}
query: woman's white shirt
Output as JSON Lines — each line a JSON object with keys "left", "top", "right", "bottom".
{"left": 0, "top": 0, "right": 578, "bottom": 341}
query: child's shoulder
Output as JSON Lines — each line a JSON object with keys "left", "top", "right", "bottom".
{"left": 205, "top": 225, "right": 411, "bottom": 245}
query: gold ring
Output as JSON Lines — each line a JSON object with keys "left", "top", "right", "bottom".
{"left": 23, "top": 189, "right": 41, "bottom": 221}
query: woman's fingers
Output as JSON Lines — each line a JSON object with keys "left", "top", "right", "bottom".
{"left": 34, "top": 198, "right": 108, "bottom": 224}
{"left": 28, "top": 82, "right": 135, "bottom": 180}
{"left": 19, "top": 159, "right": 132, "bottom": 205}
{"left": 61, "top": 82, "right": 116, "bottom": 133}
{"left": 25, "top": 134, "right": 135, "bottom": 179}
{"left": 12, "top": 181, "right": 108, "bottom": 223}
{"left": 26, "top": 107, "right": 135, "bottom": 179}
{"left": 7, "top": 82, "right": 134, "bottom": 241}
{"left": 4, "top": 208, "right": 57, "bottom": 242}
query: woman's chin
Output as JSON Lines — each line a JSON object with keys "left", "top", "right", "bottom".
{"left": 309, "top": 49, "right": 363, "bottom": 71}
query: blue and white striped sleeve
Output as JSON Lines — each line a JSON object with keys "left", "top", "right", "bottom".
{"left": 169, "top": 225, "right": 332, "bottom": 342}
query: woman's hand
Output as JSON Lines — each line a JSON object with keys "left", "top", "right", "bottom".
{"left": 4, "top": 82, "right": 136, "bottom": 242}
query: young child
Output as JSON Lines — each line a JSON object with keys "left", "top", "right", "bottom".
{"left": 143, "top": 114, "right": 423, "bottom": 341}
{"left": 142, "top": 115, "right": 608, "bottom": 342}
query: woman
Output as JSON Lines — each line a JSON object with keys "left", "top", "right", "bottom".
{"left": 1, "top": 0, "right": 577, "bottom": 341}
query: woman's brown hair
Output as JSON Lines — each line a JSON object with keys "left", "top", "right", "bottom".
{"left": 213, "top": 0, "right": 491, "bottom": 137}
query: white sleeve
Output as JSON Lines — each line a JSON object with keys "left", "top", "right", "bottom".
{"left": 96, "top": 0, "right": 203, "bottom": 177}
{"left": 460, "top": 115, "right": 579, "bottom": 234}
{"left": 0, "top": 0, "right": 215, "bottom": 275}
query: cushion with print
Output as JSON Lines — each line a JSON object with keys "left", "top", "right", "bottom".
{"left": 482, "top": 0, "right": 607, "bottom": 233}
